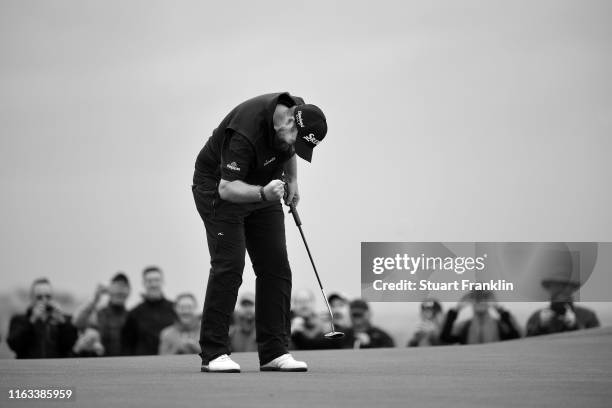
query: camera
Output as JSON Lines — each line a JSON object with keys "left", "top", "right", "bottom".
{"left": 550, "top": 302, "right": 568, "bottom": 316}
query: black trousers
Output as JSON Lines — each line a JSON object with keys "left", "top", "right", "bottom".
{"left": 192, "top": 184, "right": 292, "bottom": 365}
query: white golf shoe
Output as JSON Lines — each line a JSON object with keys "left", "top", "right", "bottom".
{"left": 201, "top": 354, "right": 240, "bottom": 373}
{"left": 260, "top": 354, "right": 308, "bottom": 372}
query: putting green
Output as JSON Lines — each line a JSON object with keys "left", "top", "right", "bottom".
{"left": 1, "top": 327, "right": 610, "bottom": 408}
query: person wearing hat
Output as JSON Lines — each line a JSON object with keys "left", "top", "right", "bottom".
{"left": 526, "top": 269, "right": 599, "bottom": 337}
{"left": 327, "top": 292, "right": 351, "bottom": 330}
{"left": 229, "top": 292, "right": 257, "bottom": 353}
{"left": 192, "top": 92, "right": 328, "bottom": 373}
{"left": 344, "top": 299, "right": 395, "bottom": 349}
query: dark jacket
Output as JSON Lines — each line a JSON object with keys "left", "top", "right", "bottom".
{"left": 526, "top": 303, "right": 600, "bottom": 337}
{"left": 7, "top": 308, "right": 78, "bottom": 359}
{"left": 74, "top": 303, "right": 128, "bottom": 356}
{"left": 97, "top": 305, "right": 128, "bottom": 356}
{"left": 440, "top": 308, "right": 521, "bottom": 345}
{"left": 121, "top": 297, "right": 176, "bottom": 355}
{"left": 342, "top": 326, "right": 395, "bottom": 349}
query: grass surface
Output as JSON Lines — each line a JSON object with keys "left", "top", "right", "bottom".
{"left": 1, "top": 327, "right": 611, "bottom": 408}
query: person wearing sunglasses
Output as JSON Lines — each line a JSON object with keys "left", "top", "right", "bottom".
{"left": 7, "top": 278, "right": 78, "bottom": 359}
{"left": 345, "top": 299, "right": 395, "bottom": 349}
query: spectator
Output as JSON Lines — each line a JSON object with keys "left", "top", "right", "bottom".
{"left": 73, "top": 272, "right": 130, "bottom": 356}
{"left": 440, "top": 290, "right": 521, "bottom": 345}
{"left": 229, "top": 293, "right": 257, "bottom": 352}
{"left": 121, "top": 266, "right": 176, "bottom": 355}
{"left": 343, "top": 299, "right": 395, "bottom": 349}
{"left": 72, "top": 327, "right": 105, "bottom": 357}
{"left": 526, "top": 271, "right": 599, "bottom": 337}
{"left": 407, "top": 299, "right": 445, "bottom": 347}
{"left": 7, "top": 278, "right": 78, "bottom": 359}
{"left": 290, "top": 289, "right": 324, "bottom": 339}
{"left": 327, "top": 292, "right": 351, "bottom": 331}
{"left": 291, "top": 291, "right": 352, "bottom": 350}
{"left": 159, "top": 293, "right": 201, "bottom": 355}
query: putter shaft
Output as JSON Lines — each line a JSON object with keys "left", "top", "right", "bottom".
{"left": 290, "top": 204, "right": 342, "bottom": 337}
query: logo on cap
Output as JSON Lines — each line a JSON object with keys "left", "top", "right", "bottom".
{"left": 296, "top": 110, "right": 305, "bottom": 128}
{"left": 303, "top": 133, "right": 320, "bottom": 146}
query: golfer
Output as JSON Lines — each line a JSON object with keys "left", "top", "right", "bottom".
{"left": 192, "top": 92, "right": 327, "bottom": 372}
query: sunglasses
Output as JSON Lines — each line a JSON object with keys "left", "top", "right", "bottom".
{"left": 351, "top": 312, "right": 365, "bottom": 318}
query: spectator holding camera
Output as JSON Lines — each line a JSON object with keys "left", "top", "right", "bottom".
{"left": 73, "top": 272, "right": 131, "bottom": 356}
{"left": 289, "top": 289, "right": 331, "bottom": 350}
{"left": 441, "top": 290, "right": 520, "bottom": 345}
{"left": 344, "top": 299, "right": 395, "bottom": 349}
{"left": 526, "top": 271, "right": 599, "bottom": 337}
{"left": 7, "top": 278, "right": 78, "bottom": 359}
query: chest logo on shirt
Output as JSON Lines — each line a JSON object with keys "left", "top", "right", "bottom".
{"left": 264, "top": 157, "right": 276, "bottom": 167}
{"left": 226, "top": 162, "right": 241, "bottom": 171}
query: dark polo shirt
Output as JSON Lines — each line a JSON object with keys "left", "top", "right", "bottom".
{"left": 194, "top": 92, "right": 302, "bottom": 189}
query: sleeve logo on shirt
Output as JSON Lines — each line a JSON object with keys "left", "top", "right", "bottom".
{"left": 226, "top": 161, "right": 241, "bottom": 171}
{"left": 303, "top": 133, "right": 320, "bottom": 146}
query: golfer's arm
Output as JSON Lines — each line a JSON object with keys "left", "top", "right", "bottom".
{"left": 218, "top": 179, "right": 262, "bottom": 203}
{"left": 283, "top": 154, "right": 297, "bottom": 182}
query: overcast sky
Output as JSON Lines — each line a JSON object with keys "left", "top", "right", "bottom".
{"left": 1, "top": 1, "right": 611, "bottom": 328}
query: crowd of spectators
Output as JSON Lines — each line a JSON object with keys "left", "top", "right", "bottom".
{"left": 4, "top": 267, "right": 601, "bottom": 359}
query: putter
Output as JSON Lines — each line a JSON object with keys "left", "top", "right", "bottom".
{"left": 287, "top": 201, "right": 345, "bottom": 339}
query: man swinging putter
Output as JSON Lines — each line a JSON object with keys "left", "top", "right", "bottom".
{"left": 192, "top": 92, "right": 328, "bottom": 372}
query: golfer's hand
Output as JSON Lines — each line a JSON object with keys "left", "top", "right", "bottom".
{"left": 263, "top": 179, "right": 285, "bottom": 201}
{"left": 284, "top": 179, "right": 300, "bottom": 207}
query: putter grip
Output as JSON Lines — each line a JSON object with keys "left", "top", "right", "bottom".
{"left": 290, "top": 204, "right": 302, "bottom": 226}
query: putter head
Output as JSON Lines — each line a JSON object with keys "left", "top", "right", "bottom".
{"left": 324, "top": 331, "right": 345, "bottom": 339}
